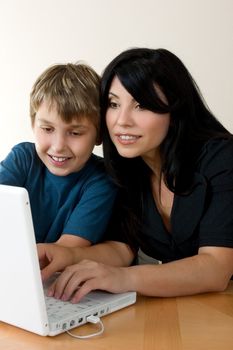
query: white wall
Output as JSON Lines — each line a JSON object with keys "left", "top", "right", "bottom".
{"left": 0, "top": 0, "right": 232, "bottom": 160}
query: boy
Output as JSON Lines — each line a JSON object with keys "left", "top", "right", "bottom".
{"left": 0, "top": 63, "right": 117, "bottom": 247}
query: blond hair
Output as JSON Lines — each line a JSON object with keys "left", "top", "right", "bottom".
{"left": 30, "top": 63, "right": 100, "bottom": 129}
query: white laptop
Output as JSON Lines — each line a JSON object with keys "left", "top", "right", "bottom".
{"left": 0, "top": 184, "right": 136, "bottom": 336}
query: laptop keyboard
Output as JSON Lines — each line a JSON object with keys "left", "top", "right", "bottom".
{"left": 45, "top": 295, "right": 101, "bottom": 322}
{"left": 43, "top": 275, "right": 121, "bottom": 327}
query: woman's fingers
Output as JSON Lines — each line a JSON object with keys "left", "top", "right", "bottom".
{"left": 46, "top": 259, "right": 130, "bottom": 303}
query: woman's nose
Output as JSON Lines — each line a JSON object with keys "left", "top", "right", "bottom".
{"left": 116, "top": 108, "right": 133, "bottom": 126}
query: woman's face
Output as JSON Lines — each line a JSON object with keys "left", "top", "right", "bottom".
{"left": 106, "top": 76, "right": 170, "bottom": 165}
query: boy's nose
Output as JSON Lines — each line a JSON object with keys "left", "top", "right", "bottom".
{"left": 52, "top": 133, "right": 66, "bottom": 152}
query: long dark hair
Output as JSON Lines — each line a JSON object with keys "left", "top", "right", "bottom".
{"left": 100, "top": 48, "right": 231, "bottom": 248}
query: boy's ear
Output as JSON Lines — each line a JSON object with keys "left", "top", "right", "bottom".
{"left": 95, "top": 128, "right": 102, "bottom": 145}
{"left": 95, "top": 134, "right": 102, "bottom": 146}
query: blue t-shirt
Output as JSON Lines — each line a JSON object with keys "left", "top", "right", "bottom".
{"left": 0, "top": 142, "right": 117, "bottom": 243}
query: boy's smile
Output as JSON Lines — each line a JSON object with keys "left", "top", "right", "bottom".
{"left": 32, "top": 100, "right": 98, "bottom": 176}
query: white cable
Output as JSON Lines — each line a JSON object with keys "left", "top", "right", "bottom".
{"left": 66, "top": 315, "right": 104, "bottom": 339}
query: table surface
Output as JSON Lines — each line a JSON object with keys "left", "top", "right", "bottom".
{"left": 1, "top": 282, "right": 233, "bottom": 350}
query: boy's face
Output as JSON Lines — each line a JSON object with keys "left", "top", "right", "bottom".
{"left": 32, "top": 100, "right": 98, "bottom": 176}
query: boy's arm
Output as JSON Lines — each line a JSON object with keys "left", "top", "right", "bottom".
{"left": 55, "top": 234, "right": 91, "bottom": 247}
{"left": 37, "top": 241, "right": 134, "bottom": 281}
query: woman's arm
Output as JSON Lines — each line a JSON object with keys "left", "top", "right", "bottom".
{"left": 47, "top": 245, "right": 233, "bottom": 302}
{"left": 128, "top": 246, "right": 233, "bottom": 297}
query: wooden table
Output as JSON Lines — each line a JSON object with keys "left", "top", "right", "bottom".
{"left": 1, "top": 282, "right": 233, "bottom": 350}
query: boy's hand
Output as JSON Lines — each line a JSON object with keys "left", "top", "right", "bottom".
{"left": 37, "top": 243, "right": 76, "bottom": 281}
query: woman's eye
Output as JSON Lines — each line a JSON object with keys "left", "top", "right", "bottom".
{"left": 108, "top": 101, "right": 118, "bottom": 109}
{"left": 135, "top": 104, "right": 145, "bottom": 111}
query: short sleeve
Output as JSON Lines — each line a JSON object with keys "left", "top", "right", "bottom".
{"left": 198, "top": 139, "right": 233, "bottom": 247}
{"left": 0, "top": 143, "right": 34, "bottom": 185}
{"left": 62, "top": 174, "right": 117, "bottom": 243}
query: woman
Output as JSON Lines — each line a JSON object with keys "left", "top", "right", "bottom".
{"left": 38, "top": 48, "right": 233, "bottom": 302}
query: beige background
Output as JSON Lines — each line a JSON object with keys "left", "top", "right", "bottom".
{"left": 0, "top": 0, "right": 232, "bottom": 159}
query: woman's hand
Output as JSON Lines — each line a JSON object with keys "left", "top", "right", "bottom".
{"left": 46, "top": 259, "right": 132, "bottom": 303}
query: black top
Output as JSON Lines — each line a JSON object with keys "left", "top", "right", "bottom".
{"left": 108, "top": 138, "right": 233, "bottom": 262}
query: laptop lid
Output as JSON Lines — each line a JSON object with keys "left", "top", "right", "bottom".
{"left": 0, "top": 185, "right": 136, "bottom": 336}
{"left": 0, "top": 184, "right": 50, "bottom": 335}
